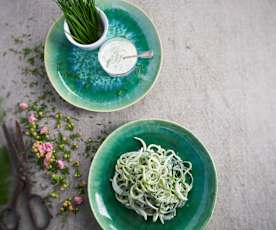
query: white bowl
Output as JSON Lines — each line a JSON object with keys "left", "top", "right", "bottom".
{"left": 64, "top": 7, "right": 109, "bottom": 50}
{"left": 98, "top": 37, "right": 138, "bottom": 77}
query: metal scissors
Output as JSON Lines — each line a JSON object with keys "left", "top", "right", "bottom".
{"left": 0, "top": 121, "right": 51, "bottom": 230}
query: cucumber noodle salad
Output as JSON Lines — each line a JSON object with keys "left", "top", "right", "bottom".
{"left": 111, "top": 137, "right": 193, "bottom": 223}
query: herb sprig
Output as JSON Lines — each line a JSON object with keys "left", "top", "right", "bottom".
{"left": 57, "top": 0, "right": 103, "bottom": 44}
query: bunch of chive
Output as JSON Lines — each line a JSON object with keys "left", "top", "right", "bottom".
{"left": 56, "top": 0, "right": 104, "bottom": 44}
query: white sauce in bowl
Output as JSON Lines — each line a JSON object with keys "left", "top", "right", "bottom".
{"left": 98, "top": 37, "right": 138, "bottom": 77}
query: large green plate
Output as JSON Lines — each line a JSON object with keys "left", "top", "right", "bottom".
{"left": 44, "top": 0, "right": 162, "bottom": 112}
{"left": 88, "top": 119, "right": 217, "bottom": 230}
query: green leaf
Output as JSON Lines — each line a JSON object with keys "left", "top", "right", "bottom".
{"left": 0, "top": 146, "right": 13, "bottom": 208}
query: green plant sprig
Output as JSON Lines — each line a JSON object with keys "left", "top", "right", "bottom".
{"left": 57, "top": 0, "right": 103, "bottom": 44}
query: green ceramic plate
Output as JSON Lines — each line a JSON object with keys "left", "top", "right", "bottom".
{"left": 44, "top": 0, "right": 162, "bottom": 112}
{"left": 88, "top": 119, "right": 217, "bottom": 230}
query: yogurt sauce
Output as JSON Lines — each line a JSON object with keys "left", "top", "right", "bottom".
{"left": 98, "top": 37, "right": 138, "bottom": 76}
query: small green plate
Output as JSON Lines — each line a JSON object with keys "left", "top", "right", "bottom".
{"left": 88, "top": 119, "right": 217, "bottom": 230}
{"left": 44, "top": 0, "right": 162, "bottom": 112}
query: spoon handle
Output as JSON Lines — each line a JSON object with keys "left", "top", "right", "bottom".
{"left": 123, "top": 50, "right": 154, "bottom": 59}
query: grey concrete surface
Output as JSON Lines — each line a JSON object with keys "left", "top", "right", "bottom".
{"left": 1, "top": 0, "right": 276, "bottom": 229}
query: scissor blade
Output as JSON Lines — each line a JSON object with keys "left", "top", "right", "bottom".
{"left": 27, "top": 194, "right": 52, "bottom": 230}
{"left": 2, "top": 123, "right": 20, "bottom": 174}
{"left": 15, "top": 121, "right": 26, "bottom": 161}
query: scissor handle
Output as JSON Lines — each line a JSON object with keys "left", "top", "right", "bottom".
{"left": 0, "top": 208, "right": 20, "bottom": 230}
{"left": 27, "top": 194, "right": 52, "bottom": 230}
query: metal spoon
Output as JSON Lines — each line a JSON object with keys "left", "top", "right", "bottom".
{"left": 123, "top": 50, "right": 154, "bottom": 59}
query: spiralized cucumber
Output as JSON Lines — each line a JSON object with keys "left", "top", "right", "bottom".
{"left": 111, "top": 137, "right": 193, "bottom": 223}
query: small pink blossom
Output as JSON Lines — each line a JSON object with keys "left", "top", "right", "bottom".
{"left": 40, "top": 126, "right": 48, "bottom": 135}
{"left": 44, "top": 142, "right": 53, "bottom": 153}
{"left": 45, "top": 151, "right": 52, "bottom": 161}
{"left": 28, "top": 113, "right": 36, "bottom": 123}
{"left": 74, "top": 196, "right": 83, "bottom": 205}
{"left": 37, "top": 142, "right": 53, "bottom": 155}
{"left": 37, "top": 144, "right": 46, "bottom": 155}
{"left": 19, "top": 102, "right": 28, "bottom": 110}
{"left": 43, "top": 151, "right": 52, "bottom": 169}
{"left": 57, "top": 160, "right": 65, "bottom": 169}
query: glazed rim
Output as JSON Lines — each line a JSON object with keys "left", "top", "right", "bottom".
{"left": 44, "top": 0, "right": 163, "bottom": 112}
{"left": 98, "top": 37, "right": 138, "bottom": 77}
{"left": 88, "top": 119, "right": 218, "bottom": 229}
{"left": 63, "top": 7, "right": 109, "bottom": 48}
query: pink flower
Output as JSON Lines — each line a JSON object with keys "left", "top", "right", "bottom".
{"left": 28, "top": 113, "right": 36, "bottom": 123}
{"left": 19, "top": 102, "right": 28, "bottom": 110}
{"left": 45, "top": 151, "right": 52, "bottom": 161}
{"left": 57, "top": 160, "right": 65, "bottom": 169}
{"left": 37, "top": 142, "right": 53, "bottom": 155}
{"left": 43, "top": 151, "right": 52, "bottom": 169}
{"left": 44, "top": 142, "right": 53, "bottom": 153}
{"left": 38, "top": 144, "right": 46, "bottom": 155}
{"left": 40, "top": 126, "right": 48, "bottom": 135}
{"left": 74, "top": 196, "right": 83, "bottom": 205}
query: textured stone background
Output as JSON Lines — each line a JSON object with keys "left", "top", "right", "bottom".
{"left": 0, "top": 0, "right": 276, "bottom": 229}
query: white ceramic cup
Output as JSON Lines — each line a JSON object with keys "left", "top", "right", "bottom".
{"left": 98, "top": 37, "right": 138, "bottom": 77}
{"left": 64, "top": 7, "right": 109, "bottom": 50}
